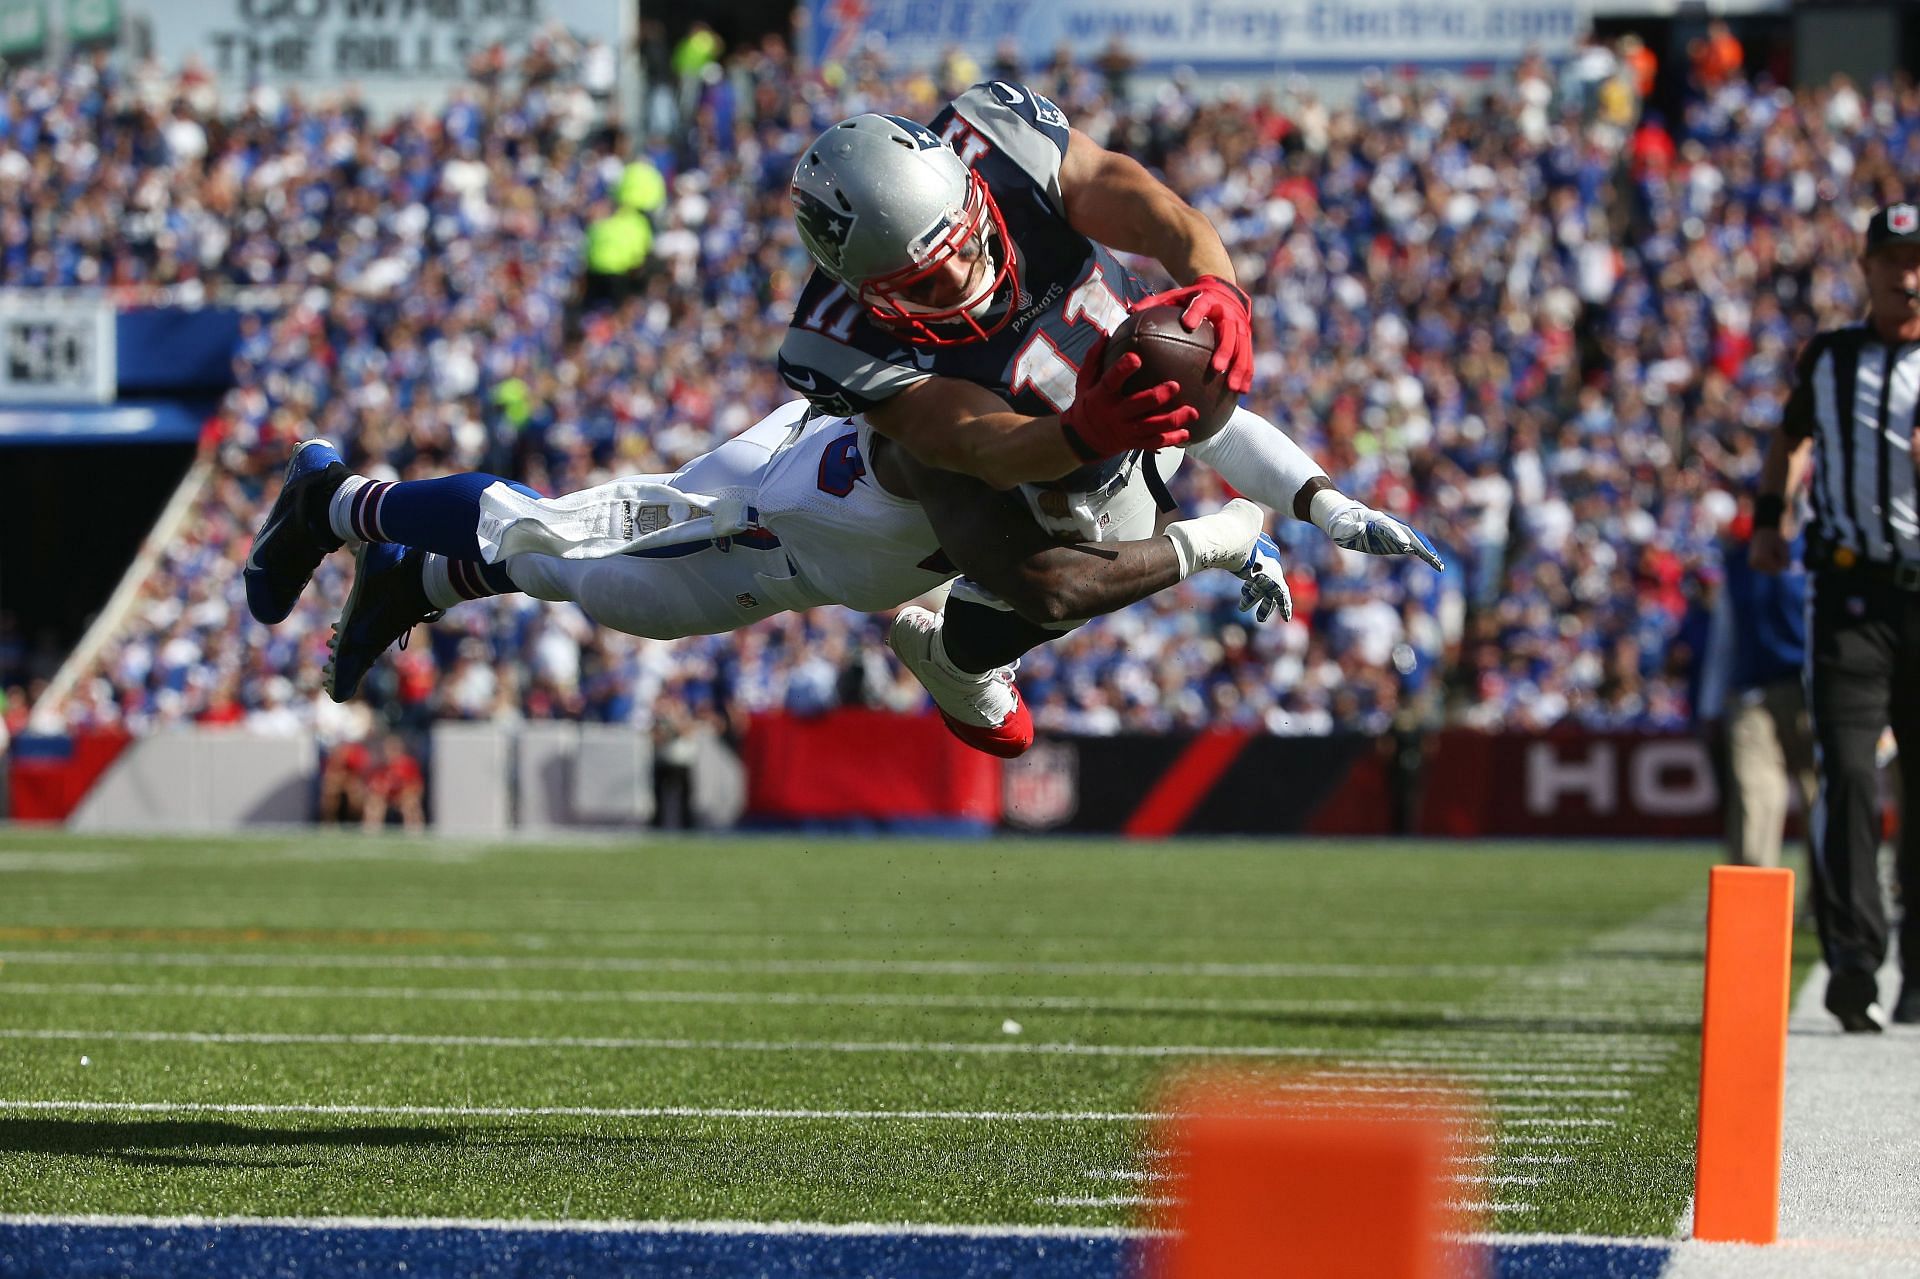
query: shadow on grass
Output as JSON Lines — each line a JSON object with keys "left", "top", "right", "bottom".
{"left": 0, "top": 1118, "right": 457, "bottom": 1170}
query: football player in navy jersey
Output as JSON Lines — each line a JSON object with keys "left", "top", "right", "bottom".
{"left": 781, "top": 85, "right": 1442, "bottom": 756}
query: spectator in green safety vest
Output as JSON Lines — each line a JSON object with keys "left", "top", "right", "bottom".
{"left": 671, "top": 21, "right": 723, "bottom": 120}
{"left": 573, "top": 196, "right": 653, "bottom": 334}
{"left": 617, "top": 159, "right": 666, "bottom": 217}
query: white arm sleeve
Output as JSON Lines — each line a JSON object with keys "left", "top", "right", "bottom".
{"left": 1185, "top": 406, "right": 1329, "bottom": 518}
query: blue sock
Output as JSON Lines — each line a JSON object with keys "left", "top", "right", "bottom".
{"left": 333, "top": 473, "right": 542, "bottom": 561}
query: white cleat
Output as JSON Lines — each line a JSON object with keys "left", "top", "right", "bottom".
{"left": 886, "top": 605, "right": 1034, "bottom": 759}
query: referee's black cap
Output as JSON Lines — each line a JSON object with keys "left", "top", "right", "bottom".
{"left": 1865, "top": 202, "right": 1920, "bottom": 255}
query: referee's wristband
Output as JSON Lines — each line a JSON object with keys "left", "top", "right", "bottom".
{"left": 1754, "top": 493, "right": 1786, "bottom": 531}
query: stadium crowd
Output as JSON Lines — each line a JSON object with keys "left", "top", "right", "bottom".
{"left": 5, "top": 25, "right": 1916, "bottom": 748}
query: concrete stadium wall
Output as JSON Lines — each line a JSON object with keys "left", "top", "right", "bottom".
{"left": 65, "top": 724, "right": 745, "bottom": 834}
{"left": 71, "top": 731, "right": 315, "bottom": 831}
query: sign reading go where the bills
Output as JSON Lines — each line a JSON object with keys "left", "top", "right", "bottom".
{"left": 0, "top": 292, "right": 115, "bottom": 404}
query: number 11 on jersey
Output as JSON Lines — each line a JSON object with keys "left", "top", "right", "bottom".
{"left": 1009, "top": 267, "right": 1127, "bottom": 411}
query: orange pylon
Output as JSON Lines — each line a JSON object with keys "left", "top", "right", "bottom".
{"left": 1153, "top": 1071, "right": 1486, "bottom": 1278}
{"left": 1693, "top": 864, "right": 1794, "bottom": 1244}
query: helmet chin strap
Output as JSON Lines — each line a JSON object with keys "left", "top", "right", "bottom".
{"left": 962, "top": 241, "right": 1002, "bottom": 321}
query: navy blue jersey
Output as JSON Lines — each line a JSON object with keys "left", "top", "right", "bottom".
{"left": 778, "top": 82, "right": 1158, "bottom": 433}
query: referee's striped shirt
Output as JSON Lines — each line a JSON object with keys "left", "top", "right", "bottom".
{"left": 1781, "top": 326, "right": 1920, "bottom": 562}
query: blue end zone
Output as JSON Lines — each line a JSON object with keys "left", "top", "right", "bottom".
{"left": 0, "top": 1222, "right": 1674, "bottom": 1278}
{"left": 1494, "top": 1241, "right": 1672, "bottom": 1278}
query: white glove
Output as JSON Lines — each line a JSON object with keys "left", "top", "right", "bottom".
{"left": 1309, "top": 489, "right": 1445, "bottom": 571}
{"left": 1164, "top": 498, "right": 1293, "bottom": 624}
{"left": 1165, "top": 497, "right": 1264, "bottom": 576}
{"left": 1234, "top": 529, "right": 1292, "bottom": 623}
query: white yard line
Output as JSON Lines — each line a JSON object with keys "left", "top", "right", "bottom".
{"left": 0, "top": 1096, "right": 1616, "bottom": 1131}
{"left": 0, "top": 949, "right": 1523, "bottom": 979}
{"left": 0, "top": 1013, "right": 1643, "bottom": 1075}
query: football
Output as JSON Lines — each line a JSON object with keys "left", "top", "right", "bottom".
{"left": 1100, "top": 304, "right": 1239, "bottom": 443}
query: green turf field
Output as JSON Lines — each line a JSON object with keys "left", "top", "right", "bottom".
{"left": 0, "top": 830, "right": 1798, "bottom": 1236}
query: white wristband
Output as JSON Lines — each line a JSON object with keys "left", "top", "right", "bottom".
{"left": 1308, "top": 487, "right": 1364, "bottom": 537}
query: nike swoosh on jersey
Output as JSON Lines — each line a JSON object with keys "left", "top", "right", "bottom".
{"left": 789, "top": 370, "right": 818, "bottom": 390}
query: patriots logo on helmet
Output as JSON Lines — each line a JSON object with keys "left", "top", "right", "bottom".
{"left": 793, "top": 187, "right": 857, "bottom": 273}
{"left": 1892, "top": 205, "right": 1919, "bottom": 235}
{"left": 879, "top": 114, "right": 943, "bottom": 150}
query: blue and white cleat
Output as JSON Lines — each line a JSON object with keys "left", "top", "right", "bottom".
{"left": 244, "top": 439, "right": 347, "bottom": 624}
{"left": 325, "top": 541, "right": 441, "bottom": 703}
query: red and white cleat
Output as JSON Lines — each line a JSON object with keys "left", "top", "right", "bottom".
{"left": 887, "top": 605, "right": 1034, "bottom": 759}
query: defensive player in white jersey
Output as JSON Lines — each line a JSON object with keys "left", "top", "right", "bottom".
{"left": 779, "top": 86, "right": 1441, "bottom": 757}
{"left": 241, "top": 400, "right": 1291, "bottom": 703}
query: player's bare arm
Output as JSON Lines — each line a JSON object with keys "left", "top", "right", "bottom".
{"left": 866, "top": 351, "right": 1195, "bottom": 491}
{"left": 875, "top": 437, "right": 1284, "bottom": 626}
{"left": 1057, "top": 129, "right": 1233, "bottom": 286}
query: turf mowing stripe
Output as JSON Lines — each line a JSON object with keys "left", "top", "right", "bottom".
{"left": 0, "top": 1098, "right": 1616, "bottom": 1129}
{"left": 0, "top": 979, "right": 1493, "bottom": 1017}
{"left": 0, "top": 949, "right": 1523, "bottom": 979}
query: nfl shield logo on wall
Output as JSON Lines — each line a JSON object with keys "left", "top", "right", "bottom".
{"left": 1893, "top": 205, "right": 1919, "bottom": 235}
{"left": 1004, "top": 741, "right": 1078, "bottom": 829}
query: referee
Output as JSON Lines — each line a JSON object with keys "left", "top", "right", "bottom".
{"left": 1753, "top": 202, "right": 1920, "bottom": 1032}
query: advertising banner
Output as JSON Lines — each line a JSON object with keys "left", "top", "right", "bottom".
{"left": 1003, "top": 732, "right": 1397, "bottom": 836}
{"left": 134, "top": 0, "right": 622, "bottom": 115}
{"left": 0, "top": 293, "right": 115, "bottom": 404}
{"left": 1416, "top": 729, "right": 1722, "bottom": 838}
{"left": 743, "top": 709, "right": 1002, "bottom": 830}
{"left": 807, "top": 0, "right": 1587, "bottom": 74}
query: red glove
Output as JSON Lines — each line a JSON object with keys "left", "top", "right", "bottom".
{"left": 1059, "top": 334, "right": 1197, "bottom": 462}
{"left": 1134, "top": 274, "right": 1254, "bottom": 394}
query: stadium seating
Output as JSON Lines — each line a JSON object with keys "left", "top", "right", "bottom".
{"left": 1, "top": 39, "right": 1906, "bottom": 743}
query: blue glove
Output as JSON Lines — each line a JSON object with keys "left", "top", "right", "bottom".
{"left": 1234, "top": 530, "right": 1292, "bottom": 623}
{"left": 1315, "top": 493, "right": 1446, "bottom": 571}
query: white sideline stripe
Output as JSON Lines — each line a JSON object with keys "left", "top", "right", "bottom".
{"left": 1457, "top": 1231, "right": 1671, "bottom": 1248}
{"left": 0, "top": 1098, "right": 1161, "bottom": 1124}
{"left": 1035, "top": 1195, "right": 1173, "bottom": 1208}
{"left": 0, "top": 1211, "right": 1160, "bottom": 1240}
{"left": 0, "top": 949, "right": 1520, "bottom": 980}
{"left": 0, "top": 1212, "right": 1683, "bottom": 1251}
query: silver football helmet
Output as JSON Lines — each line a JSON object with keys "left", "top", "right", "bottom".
{"left": 791, "top": 113, "right": 1018, "bottom": 345}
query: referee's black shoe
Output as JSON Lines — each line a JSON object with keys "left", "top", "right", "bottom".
{"left": 1893, "top": 985, "right": 1920, "bottom": 1026}
{"left": 1826, "top": 969, "right": 1886, "bottom": 1034}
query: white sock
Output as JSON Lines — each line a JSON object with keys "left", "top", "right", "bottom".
{"left": 420, "top": 553, "right": 464, "bottom": 611}
{"left": 327, "top": 474, "right": 372, "bottom": 543}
